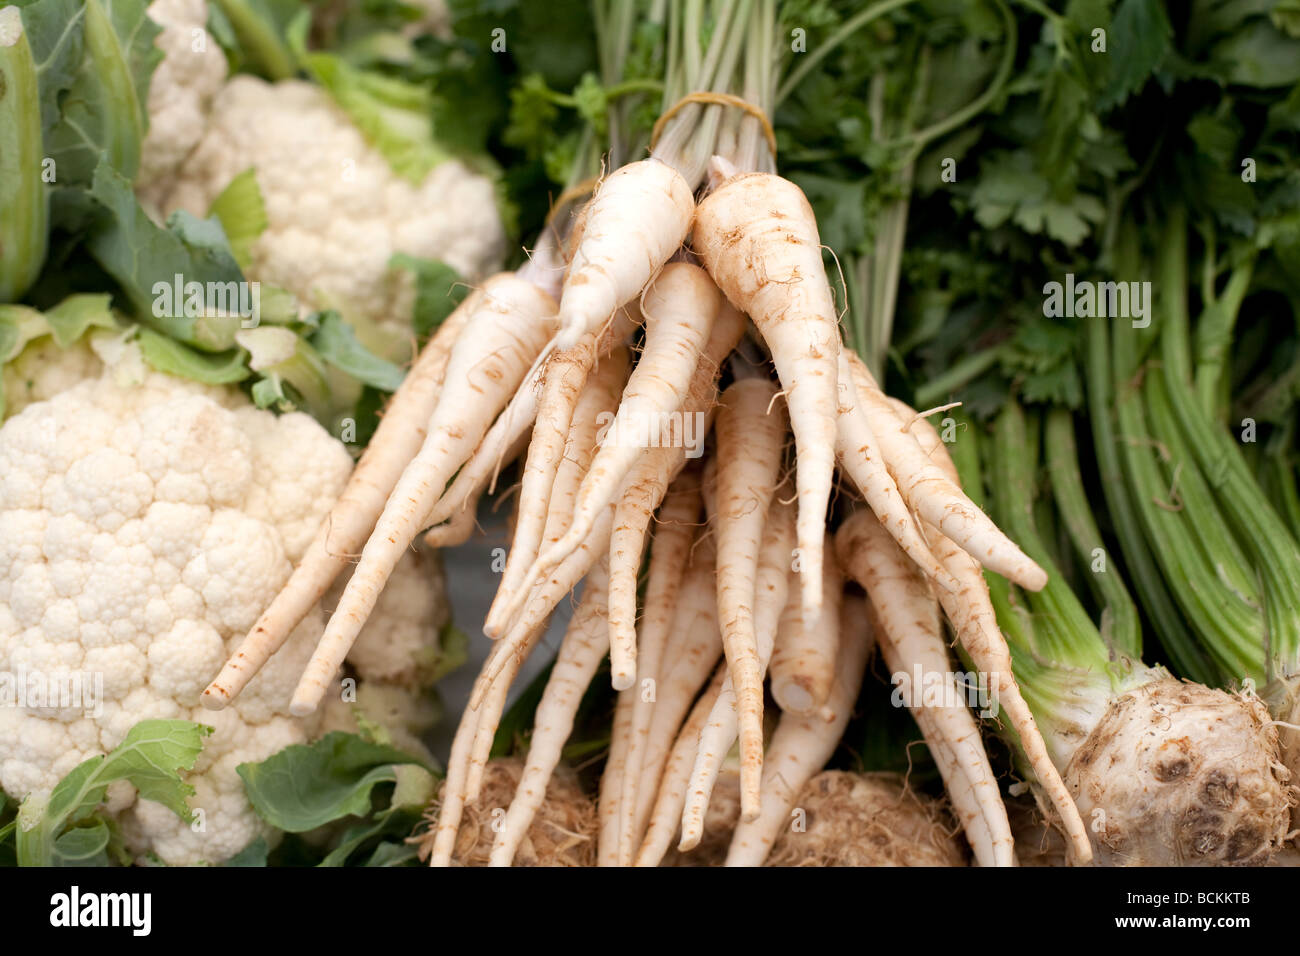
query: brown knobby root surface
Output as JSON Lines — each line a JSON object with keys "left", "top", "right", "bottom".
{"left": 415, "top": 758, "right": 597, "bottom": 866}
{"left": 664, "top": 769, "right": 967, "bottom": 866}
{"left": 1063, "top": 678, "right": 1294, "bottom": 866}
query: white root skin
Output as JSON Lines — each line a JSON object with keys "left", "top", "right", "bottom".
{"left": 711, "top": 377, "right": 788, "bottom": 817}
{"left": 555, "top": 263, "right": 722, "bottom": 685}
{"left": 695, "top": 170, "right": 840, "bottom": 623}
{"left": 202, "top": 289, "right": 480, "bottom": 709}
{"left": 428, "top": 688, "right": 482, "bottom": 866}
{"left": 632, "top": 536, "right": 724, "bottom": 841}
{"left": 724, "top": 594, "right": 873, "bottom": 866}
{"left": 478, "top": 351, "right": 630, "bottom": 674}
{"left": 769, "top": 532, "right": 842, "bottom": 717}
{"left": 534, "top": 347, "right": 633, "bottom": 569}
{"left": 420, "top": 337, "right": 554, "bottom": 539}
{"left": 487, "top": 309, "right": 639, "bottom": 636}
{"left": 554, "top": 158, "right": 695, "bottom": 349}
{"left": 472, "top": 355, "right": 627, "bottom": 673}
{"left": 615, "top": 469, "right": 703, "bottom": 864}
{"left": 429, "top": 621, "right": 545, "bottom": 867}
{"left": 911, "top": 704, "right": 998, "bottom": 866}
{"left": 898, "top": 403, "right": 1093, "bottom": 864}
{"left": 607, "top": 446, "right": 691, "bottom": 676}
{"left": 844, "top": 352, "right": 1047, "bottom": 591}
{"left": 598, "top": 684, "right": 635, "bottom": 866}
{"left": 835, "top": 509, "right": 1016, "bottom": 867}
{"left": 603, "top": 299, "right": 744, "bottom": 672}
{"left": 833, "top": 351, "right": 958, "bottom": 594}
{"left": 422, "top": 429, "right": 532, "bottom": 548}
{"left": 635, "top": 667, "right": 727, "bottom": 866}
{"left": 473, "top": 509, "right": 614, "bottom": 708}
{"left": 291, "top": 276, "right": 557, "bottom": 715}
{"left": 679, "top": 495, "right": 796, "bottom": 850}
{"left": 490, "top": 560, "right": 611, "bottom": 866}
{"left": 518, "top": 301, "right": 746, "bottom": 661}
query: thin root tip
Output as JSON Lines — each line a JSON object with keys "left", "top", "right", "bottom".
{"left": 198, "top": 687, "right": 229, "bottom": 711}
{"left": 289, "top": 694, "right": 320, "bottom": 718}
{"left": 1017, "top": 563, "right": 1049, "bottom": 592}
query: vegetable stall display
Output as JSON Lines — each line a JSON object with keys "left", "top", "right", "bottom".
{"left": 1, "top": 0, "right": 1298, "bottom": 869}
{"left": 203, "top": 0, "right": 1088, "bottom": 868}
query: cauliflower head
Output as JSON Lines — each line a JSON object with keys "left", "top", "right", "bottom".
{"left": 0, "top": 368, "right": 449, "bottom": 865}
{"left": 137, "top": 0, "right": 229, "bottom": 215}
{"left": 159, "top": 76, "right": 506, "bottom": 351}
{"left": 2, "top": 338, "right": 103, "bottom": 419}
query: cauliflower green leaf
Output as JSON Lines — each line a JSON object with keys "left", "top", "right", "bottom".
{"left": 8, "top": 720, "right": 212, "bottom": 867}
{"left": 237, "top": 731, "right": 428, "bottom": 833}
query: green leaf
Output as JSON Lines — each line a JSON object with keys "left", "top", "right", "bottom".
{"left": 16, "top": 0, "right": 161, "bottom": 205}
{"left": 223, "top": 837, "right": 270, "bottom": 867}
{"left": 388, "top": 254, "right": 465, "bottom": 342}
{"left": 51, "top": 822, "right": 112, "bottom": 866}
{"left": 294, "top": 13, "right": 449, "bottom": 184}
{"left": 237, "top": 326, "right": 333, "bottom": 417}
{"left": 85, "top": 162, "right": 250, "bottom": 350}
{"left": 315, "top": 765, "right": 432, "bottom": 867}
{"left": 15, "top": 720, "right": 210, "bottom": 866}
{"left": 362, "top": 840, "right": 420, "bottom": 867}
{"left": 0, "top": 4, "right": 49, "bottom": 302}
{"left": 1209, "top": 18, "right": 1300, "bottom": 87}
{"left": 207, "top": 168, "right": 269, "bottom": 270}
{"left": 238, "top": 732, "right": 427, "bottom": 832}
{"left": 137, "top": 328, "right": 251, "bottom": 384}
{"left": 0, "top": 303, "right": 56, "bottom": 361}
{"left": 210, "top": 0, "right": 299, "bottom": 80}
{"left": 41, "top": 293, "right": 117, "bottom": 347}
{"left": 310, "top": 312, "right": 406, "bottom": 392}
{"left": 1100, "top": 0, "right": 1171, "bottom": 108}
{"left": 317, "top": 805, "right": 423, "bottom": 867}
{"left": 787, "top": 172, "right": 869, "bottom": 255}
{"left": 1274, "top": 0, "right": 1300, "bottom": 38}
{"left": 430, "top": 621, "right": 469, "bottom": 684}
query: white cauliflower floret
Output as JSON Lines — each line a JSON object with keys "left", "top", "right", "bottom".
{"left": 136, "top": 0, "right": 229, "bottom": 215}
{"left": 0, "top": 367, "right": 457, "bottom": 864}
{"left": 161, "top": 76, "right": 505, "bottom": 349}
{"left": 2, "top": 339, "right": 103, "bottom": 418}
{"left": 0, "top": 370, "right": 360, "bottom": 865}
{"left": 319, "top": 681, "right": 441, "bottom": 766}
